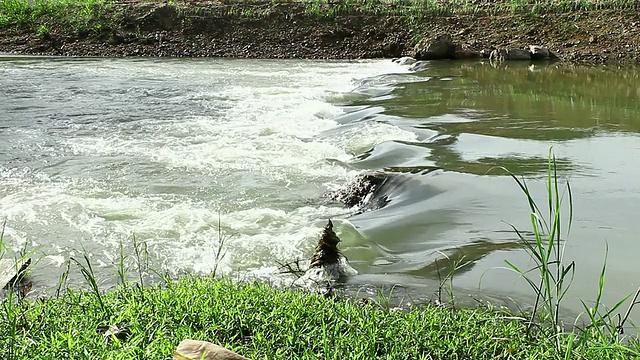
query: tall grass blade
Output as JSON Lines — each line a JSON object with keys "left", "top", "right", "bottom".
{"left": 500, "top": 151, "right": 574, "bottom": 346}
{"left": 116, "top": 239, "right": 127, "bottom": 286}
{"left": 70, "top": 251, "right": 108, "bottom": 315}
{"left": 55, "top": 259, "right": 71, "bottom": 298}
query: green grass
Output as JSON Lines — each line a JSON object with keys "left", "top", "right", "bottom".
{"left": 2, "top": 0, "right": 640, "bottom": 33}
{"left": 0, "top": 0, "right": 109, "bottom": 32}
{"left": 219, "top": 0, "right": 640, "bottom": 16}
{"left": 223, "top": 0, "right": 640, "bottom": 18}
{"left": 0, "top": 276, "right": 637, "bottom": 359}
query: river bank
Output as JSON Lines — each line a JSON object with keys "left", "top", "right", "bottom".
{"left": 0, "top": 0, "right": 639, "bottom": 64}
{"left": 1, "top": 276, "right": 638, "bottom": 359}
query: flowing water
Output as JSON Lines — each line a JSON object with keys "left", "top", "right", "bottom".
{"left": 1, "top": 56, "right": 639, "bottom": 325}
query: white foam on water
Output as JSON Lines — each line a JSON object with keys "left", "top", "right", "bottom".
{"left": 321, "top": 121, "right": 419, "bottom": 155}
{"left": 0, "top": 58, "right": 410, "bottom": 286}
{"left": 45, "top": 255, "right": 66, "bottom": 268}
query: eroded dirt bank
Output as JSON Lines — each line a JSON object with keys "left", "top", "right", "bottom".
{"left": 0, "top": 2, "right": 639, "bottom": 64}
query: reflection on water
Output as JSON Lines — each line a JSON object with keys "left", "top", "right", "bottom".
{"left": 340, "top": 61, "right": 640, "bottom": 324}
{"left": 405, "top": 239, "right": 523, "bottom": 278}
{"left": 345, "top": 61, "right": 640, "bottom": 176}
{"left": 380, "top": 62, "right": 640, "bottom": 133}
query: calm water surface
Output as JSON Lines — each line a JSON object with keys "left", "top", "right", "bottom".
{"left": 1, "top": 57, "right": 639, "bottom": 325}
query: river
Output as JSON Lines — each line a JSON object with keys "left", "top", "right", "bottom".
{"left": 1, "top": 56, "right": 639, "bottom": 326}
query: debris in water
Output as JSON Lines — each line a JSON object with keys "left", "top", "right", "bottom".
{"left": 0, "top": 258, "right": 31, "bottom": 290}
{"left": 293, "top": 220, "right": 357, "bottom": 290}
{"left": 309, "top": 220, "right": 342, "bottom": 269}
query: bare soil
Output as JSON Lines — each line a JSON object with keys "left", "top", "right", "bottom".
{"left": 1, "top": 2, "right": 639, "bottom": 64}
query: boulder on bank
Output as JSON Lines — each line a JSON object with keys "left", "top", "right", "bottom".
{"left": 413, "top": 34, "right": 456, "bottom": 60}
{"left": 507, "top": 48, "right": 532, "bottom": 61}
{"left": 173, "top": 339, "right": 250, "bottom": 360}
{"left": 454, "top": 44, "right": 481, "bottom": 59}
{"left": 529, "top": 45, "right": 551, "bottom": 60}
{"left": 412, "top": 32, "right": 556, "bottom": 62}
{"left": 488, "top": 45, "right": 556, "bottom": 62}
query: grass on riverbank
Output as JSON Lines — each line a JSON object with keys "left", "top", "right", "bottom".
{"left": 0, "top": 0, "right": 108, "bottom": 33}
{"left": 300, "top": 0, "right": 640, "bottom": 17}
{"left": 2, "top": 0, "right": 640, "bottom": 33}
{"left": 1, "top": 276, "right": 638, "bottom": 359}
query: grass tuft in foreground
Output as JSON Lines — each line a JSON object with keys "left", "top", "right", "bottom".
{"left": 499, "top": 150, "right": 640, "bottom": 357}
{"left": 502, "top": 150, "right": 576, "bottom": 338}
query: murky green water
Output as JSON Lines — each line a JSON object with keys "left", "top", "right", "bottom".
{"left": 343, "top": 61, "right": 640, "bottom": 324}
{"left": 1, "top": 57, "right": 639, "bottom": 326}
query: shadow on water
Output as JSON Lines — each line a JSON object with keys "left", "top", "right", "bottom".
{"left": 329, "top": 60, "right": 640, "bottom": 314}
{"left": 404, "top": 239, "right": 523, "bottom": 278}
